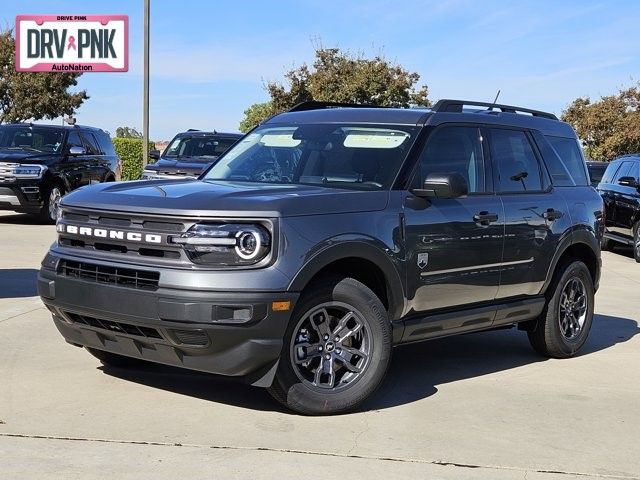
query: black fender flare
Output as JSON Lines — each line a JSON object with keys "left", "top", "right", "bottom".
{"left": 541, "top": 226, "right": 600, "bottom": 294}
{"left": 288, "top": 240, "right": 406, "bottom": 321}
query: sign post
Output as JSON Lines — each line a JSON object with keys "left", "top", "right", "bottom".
{"left": 143, "top": 0, "right": 150, "bottom": 167}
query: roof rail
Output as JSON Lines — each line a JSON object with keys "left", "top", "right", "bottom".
{"left": 289, "top": 101, "right": 383, "bottom": 112}
{"left": 431, "top": 99, "right": 558, "bottom": 120}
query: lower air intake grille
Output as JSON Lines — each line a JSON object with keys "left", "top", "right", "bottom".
{"left": 170, "top": 329, "right": 209, "bottom": 346}
{"left": 66, "top": 312, "right": 162, "bottom": 339}
{"left": 58, "top": 260, "right": 160, "bottom": 290}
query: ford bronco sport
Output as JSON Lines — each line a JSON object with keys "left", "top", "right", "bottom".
{"left": 39, "top": 100, "right": 603, "bottom": 415}
{"left": 0, "top": 123, "right": 119, "bottom": 223}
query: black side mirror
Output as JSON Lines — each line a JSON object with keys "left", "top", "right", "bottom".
{"left": 149, "top": 149, "right": 161, "bottom": 160}
{"left": 618, "top": 176, "right": 638, "bottom": 188}
{"left": 412, "top": 172, "right": 469, "bottom": 199}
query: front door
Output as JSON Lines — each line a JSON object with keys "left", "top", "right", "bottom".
{"left": 403, "top": 125, "right": 504, "bottom": 317}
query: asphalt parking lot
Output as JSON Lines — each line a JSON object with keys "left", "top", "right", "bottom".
{"left": 1, "top": 210, "right": 639, "bottom": 480}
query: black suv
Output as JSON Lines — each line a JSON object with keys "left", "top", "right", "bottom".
{"left": 598, "top": 155, "right": 640, "bottom": 261}
{"left": 142, "top": 130, "right": 241, "bottom": 180}
{"left": 39, "top": 100, "right": 603, "bottom": 415}
{"left": 0, "top": 123, "right": 119, "bottom": 222}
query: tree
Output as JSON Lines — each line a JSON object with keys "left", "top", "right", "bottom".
{"left": 239, "top": 102, "right": 275, "bottom": 133}
{"left": 239, "top": 47, "right": 430, "bottom": 131}
{"left": 0, "top": 30, "right": 88, "bottom": 123}
{"left": 562, "top": 83, "right": 640, "bottom": 161}
{"left": 116, "top": 126, "right": 143, "bottom": 138}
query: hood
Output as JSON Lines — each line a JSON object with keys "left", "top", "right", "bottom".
{"left": 61, "top": 179, "right": 389, "bottom": 217}
{"left": 147, "top": 157, "right": 217, "bottom": 177}
{"left": 0, "top": 149, "right": 57, "bottom": 164}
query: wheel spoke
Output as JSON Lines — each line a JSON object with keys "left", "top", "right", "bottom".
{"left": 335, "top": 319, "right": 363, "bottom": 342}
{"left": 314, "top": 355, "right": 335, "bottom": 389}
{"left": 332, "top": 311, "right": 355, "bottom": 336}
{"left": 293, "top": 342, "right": 322, "bottom": 364}
{"left": 309, "top": 308, "right": 332, "bottom": 338}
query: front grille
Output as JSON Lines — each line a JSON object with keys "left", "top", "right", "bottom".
{"left": 66, "top": 312, "right": 162, "bottom": 339}
{"left": 58, "top": 208, "right": 188, "bottom": 264}
{"left": 0, "top": 162, "right": 18, "bottom": 183}
{"left": 58, "top": 260, "right": 160, "bottom": 290}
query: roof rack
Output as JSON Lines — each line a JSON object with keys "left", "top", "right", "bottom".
{"left": 431, "top": 99, "right": 558, "bottom": 120}
{"left": 288, "top": 101, "right": 382, "bottom": 112}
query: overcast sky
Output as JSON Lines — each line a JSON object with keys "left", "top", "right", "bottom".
{"left": 4, "top": 0, "right": 640, "bottom": 139}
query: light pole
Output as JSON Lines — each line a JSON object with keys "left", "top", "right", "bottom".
{"left": 142, "top": 0, "right": 150, "bottom": 166}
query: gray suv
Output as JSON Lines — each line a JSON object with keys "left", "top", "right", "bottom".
{"left": 39, "top": 100, "right": 603, "bottom": 414}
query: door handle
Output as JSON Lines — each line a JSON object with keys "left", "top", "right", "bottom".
{"left": 543, "top": 209, "right": 563, "bottom": 221}
{"left": 473, "top": 211, "right": 499, "bottom": 224}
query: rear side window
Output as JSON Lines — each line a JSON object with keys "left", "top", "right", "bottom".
{"left": 545, "top": 136, "right": 588, "bottom": 186}
{"left": 601, "top": 162, "right": 620, "bottom": 184}
{"left": 490, "top": 129, "right": 542, "bottom": 192}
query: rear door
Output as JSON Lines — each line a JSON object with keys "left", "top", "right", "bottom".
{"left": 403, "top": 125, "right": 504, "bottom": 320}
{"left": 489, "top": 128, "right": 571, "bottom": 299}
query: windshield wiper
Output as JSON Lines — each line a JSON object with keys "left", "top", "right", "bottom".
{"left": 4, "top": 146, "right": 42, "bottom": 153}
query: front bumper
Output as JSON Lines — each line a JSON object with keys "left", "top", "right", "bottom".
{"left": 0, "top": 182, "right": 44, "bottom": 212}
{"left": 38, "top": 265, "right": 298, "bottom": 386}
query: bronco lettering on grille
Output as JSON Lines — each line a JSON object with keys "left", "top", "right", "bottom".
{"left": 57, "top": 224, "right": 162, "bottom": 244}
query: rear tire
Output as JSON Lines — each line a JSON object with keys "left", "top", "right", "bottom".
{"left": 268, "top": 277, "right": 392, "bottom": 415}
{"left": 86, "top": 348, "right": 146, "bottom": 368}
{"left": 528, "top": 260, "right": 594, "bottom": 358}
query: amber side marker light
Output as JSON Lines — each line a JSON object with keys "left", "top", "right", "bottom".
{"left": 272, "top": 301, "right": 291, "bottom": 312}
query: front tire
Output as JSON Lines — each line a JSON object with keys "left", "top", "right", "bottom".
{"left": 268, "top": 277, "right": 392, "bottom": 415}
{"left": 528, "top": 260, "right": 594, "bottom": 358}
{"left": 38, "top": 184, "right": 64, "bottom": 224}
{"left": 633, "top": 222, "right": 640, "bottom": 263}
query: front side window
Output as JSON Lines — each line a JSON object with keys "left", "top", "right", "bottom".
{"left": 203, "top": 124, "right": 417, "bottom": 190}
{"left": 600, "top": 162, "right": 620, "bottom": 184}
{"left": 413, "top": 126, "right": 487, "bottom": 193}
{"left": 0, "top": 126, "right": 65, "bottom": 154}
{"left": 491, "top": 129, "right": 543, "bottom": 192}
{"left": 612, "top": 161, "right": 633, "bottom": 183}
{"left": 66, "top": 131, "right": 83, "bottom": 151}
{"left": 164, "top": 136, "right": 238, "bottom": 161}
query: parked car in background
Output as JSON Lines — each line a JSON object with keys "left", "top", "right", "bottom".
{"left": 141, "top": 130, "right": 241, "bottom": 180}
{"left": 0, "top": 123, "right": 119, "bottom": 223}
{"left": 587, "top": 161, "right": 608, "bottom": 187}
{"left": 597, "top": 155, "right": 640, "bottom": 261}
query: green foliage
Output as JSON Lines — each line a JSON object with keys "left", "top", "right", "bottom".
{"left": 239, "top": 47, "right": 430, "bottom": 131}
{"left": 0, "top": 30, "right": 88, "bottom": 123}
{"left": 116, "top": 126, "right": 143, "bottom": 138}
{"left": 239, "top": 102, "right": 275, "bottom": 133}
{"left": 112, "top": 138, "right": 156, "bottom": 181}
{"left": 562, "top": 83, "right": 640, "bottom": 161}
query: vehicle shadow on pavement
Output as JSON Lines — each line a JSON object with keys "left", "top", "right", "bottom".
{"left": 366, "top": 313, "right": 640, "bottom": 410}
{"left": 99, "top": 313, "right": 639, "bottom": 414}
{"left": 0, "top": 213, "right": 45, "bottom": 225}
{"left": 0, "top": 268, "right": 39, "bottom": 298}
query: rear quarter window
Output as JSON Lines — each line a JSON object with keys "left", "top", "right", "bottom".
{"left": 545, "top": 136, "right": 589, "bottom": 186}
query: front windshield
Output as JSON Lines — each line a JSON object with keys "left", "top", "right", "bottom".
{"left": 0, "top": 126, "right": 65, "bottom": 153}
{"left": 164, "top": 135, "right": 237, "bottom": 161}
{"left": 202, "top": 124, "right": 418, "bottom": 190}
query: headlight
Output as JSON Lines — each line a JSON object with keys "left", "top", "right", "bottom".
{"left": 171, "top": 223, "right": 271, "bottom": 266}
{"left": 12, "top": 164, "right": 47, "bottom": 179}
